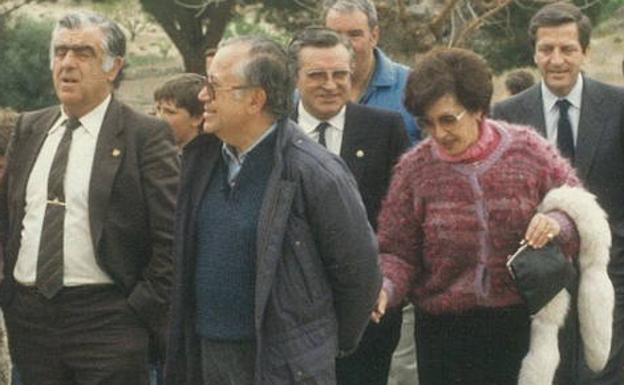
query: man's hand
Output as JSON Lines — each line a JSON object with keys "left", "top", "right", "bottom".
{"left": 371, "top": 289, "right": 388, "bottom": 323}
{"left": 524, "top": 213, "right": 560, "bottom": 248}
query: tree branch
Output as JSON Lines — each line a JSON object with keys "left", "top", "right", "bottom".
{"left": 430, "top": 0, "right": 463, "bottom": 40}
{"left": 0, "top": 0, "right": 36, "bottom": 18}
{"left": 453, "top": 0, "right": 513, "bottom": 47}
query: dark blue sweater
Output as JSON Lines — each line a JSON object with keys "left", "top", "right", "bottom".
{"left": 195, "top": 134, "right": 275, "bottom": 340}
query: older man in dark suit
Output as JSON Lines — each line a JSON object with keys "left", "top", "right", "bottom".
{"left": 0, "top": 11, "right": 178, "bottom": 385}
{"left": 492, "top": 3, "right": 624, "bottom": 384}
{"left": 288, "top": 27, "right": 409, "bottom": 385}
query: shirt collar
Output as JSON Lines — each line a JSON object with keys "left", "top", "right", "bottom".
{"left": 541, "top": 74, "right": 583, "bottom": 112}
{"left": 53, "top": 94, "right": 112, "bottom": 137}
{"left": 297, "top": 100, "right": 346, "bottom": 135}
{"left": 369, "top": 47, "right": 395, "bottom": 88}
{"left": 221, "top": 122, "right": 277, "bottom": 164}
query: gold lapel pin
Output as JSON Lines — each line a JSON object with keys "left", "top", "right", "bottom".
{"left": 356, "top": 150, "right": 365, "bottom": 158}
{"left": 112, "top": 148, "right": 121, "bottom": 157}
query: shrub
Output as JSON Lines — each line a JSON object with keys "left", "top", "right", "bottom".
{"left": 0, "top": 16, "right": 57, "bottom": 112}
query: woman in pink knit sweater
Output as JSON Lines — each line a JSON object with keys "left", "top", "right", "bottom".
{"left": 372, "top": 48, "right": 613, "bottom": 385}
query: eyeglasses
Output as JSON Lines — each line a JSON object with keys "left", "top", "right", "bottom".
{"left": 416, "top": 110, "right": 467, "bottom": 132}
{"left": 303, "top": 68, "right": 352, "bottom": 84}
{"left": 203, "top": 74, "right": 255, "bottom": 100}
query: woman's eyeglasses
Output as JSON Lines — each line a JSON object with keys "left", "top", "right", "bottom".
{"left": 416, "top": 110, "right": 466, "bottom": 132}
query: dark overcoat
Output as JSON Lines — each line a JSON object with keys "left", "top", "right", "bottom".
{"left": 165, "top": 119, "right": 382, "bottom": 385}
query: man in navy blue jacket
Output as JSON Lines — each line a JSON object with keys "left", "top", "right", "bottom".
{"left": 165, "top": 35, "right": 381, "bottom": 385}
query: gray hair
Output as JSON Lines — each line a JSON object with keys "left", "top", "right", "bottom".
{"left": 50, "top": 11, "right": 126, "bottom": 87}
{"left": 218, "top": 36, "right": 293, "bottom": 119}
{"left": 322, "top": 0, "right": 379, "bottom": 30}
{"left": 287, "top": 26, "right": 354, "bottom": 80}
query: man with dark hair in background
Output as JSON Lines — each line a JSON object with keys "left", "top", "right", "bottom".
{"left": 504, "top": 69, "right": 536, "bottom": 96}
{"left": 165, "top": 36, "right": 381, "bottom": 385}
{"left": 0, "top": 11, "right": 178, "bottom": 385}
{"left": 492, "top": 2, "right": 624, "bottom": 384}
{"left": 154, "top": 73, "right": 204, "bottom": 151}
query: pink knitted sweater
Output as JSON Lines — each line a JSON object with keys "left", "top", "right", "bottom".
{"left": 379, "top": 119, "right": 580, "bottom": 314}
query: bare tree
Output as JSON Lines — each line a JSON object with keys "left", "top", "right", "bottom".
{"left": 140, "top": 0, "right": 236, "bottom": 73}
{"left": 376, "top": 0, "right": 604, "bottom": 67}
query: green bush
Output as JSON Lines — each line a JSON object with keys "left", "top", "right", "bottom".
{"left": 600, "top": 0, "right": 624, "bottom": 22}
{"left": 0, "top": 16, "right": 57, "bottom": 112}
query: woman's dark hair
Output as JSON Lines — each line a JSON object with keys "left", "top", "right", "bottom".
{"left": 404, "top": 47, "right": 492, "bottom": 117}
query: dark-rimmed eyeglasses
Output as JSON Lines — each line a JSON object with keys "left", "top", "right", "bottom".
{"left": 203, "top": 74, "right": 255, "bottom": 100}
{"left": 303, "top": 68, "right": 352, "bottom": 84}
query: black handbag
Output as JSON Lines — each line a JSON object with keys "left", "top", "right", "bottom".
{"left": 506, "top": 241, "right": 576, "bottom": 315}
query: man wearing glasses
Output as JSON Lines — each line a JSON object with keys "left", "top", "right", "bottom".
{"left": 288, "top": 26, "right": 409, "bottom": 385}
{"left": 165, "top": 36, "right": 381, "bottom": 385}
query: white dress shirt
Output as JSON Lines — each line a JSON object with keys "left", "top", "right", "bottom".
{"left": 298, "top": 101, "right": 346, "bottom": 156}
{"left": 542, "top": 74, "right": 583, "bottom": 146}
{"left": 14, "top": 95, "right": 114, "bottom": 286}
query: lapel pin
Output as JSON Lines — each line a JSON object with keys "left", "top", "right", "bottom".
{"left": 356, "top": 150, "right": 365, "bottom": 158}
{"left": 112, "top": 148, "right": 121, "bottom": 157}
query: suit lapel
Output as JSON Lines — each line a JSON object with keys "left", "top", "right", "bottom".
{"left": 13, "top": 108, "right": 61, "bottom": 220}
{"left": 575, "top": 77, "right": 606, "bottom": 180}
{"left": 340, "top": 103, "right": 367, "bottom": 182}
{"left": 88, "top": 99, "right": 126, "bottom": 249}
{"left": 188, "top": 138, "right": 221, "bottom": 226}
{"left": 522, "top": 86, "right": 547, "bottom": 135}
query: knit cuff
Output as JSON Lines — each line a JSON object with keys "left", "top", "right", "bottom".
{"left": 547, "top": 210, "right": 580, "bottom": 259}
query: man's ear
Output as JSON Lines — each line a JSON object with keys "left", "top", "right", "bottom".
{"left": 106, "top": 56, "right": 124, "bottom": 83}
{"left": 248, "top": 87, "right": 268, "bottom": 115}
{"left": 370, "top": 25, "right": 380, "bottom": 47}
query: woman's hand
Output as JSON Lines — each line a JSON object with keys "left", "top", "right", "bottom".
{"left": 524, "top": 213, "right": 560, "bottom": 248}
{"left": 371, "top": 289, "right": 388, "bottom": 324}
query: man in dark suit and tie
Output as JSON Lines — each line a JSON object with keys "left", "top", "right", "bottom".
{"left": 288, "top": 27, "right": 409, "bottom": 385}
{"left": 492, "top": 3, "right": 624, "bottom": 384}
{"left": 0, "top": 11, "right": 178, "bottom": 385}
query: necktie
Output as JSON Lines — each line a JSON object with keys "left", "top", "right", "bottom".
{"left": 315, "top": 121, "right": 329, "bottom": 148}
{"left": 556, "top": 99, "right": 575, "bottom": 162}
{"left": 35, "top": 117, "right": 81, "bottom": 298}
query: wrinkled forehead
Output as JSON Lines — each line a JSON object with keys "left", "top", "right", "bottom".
{"left": 53, "top": 26, "right": 105, "bottom": 51}
{"left": 325, "top": 8, "right": 371, "bottom": 33}
{"left": 298, "top": 45, "right": 353, "bottom": 70}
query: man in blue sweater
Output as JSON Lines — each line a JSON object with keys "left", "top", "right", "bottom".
{"left": 165, "top": 36, "right": 381, "bottom": 385}
{"left": 323, "top": 0, "right": 420, "bottom": 143}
